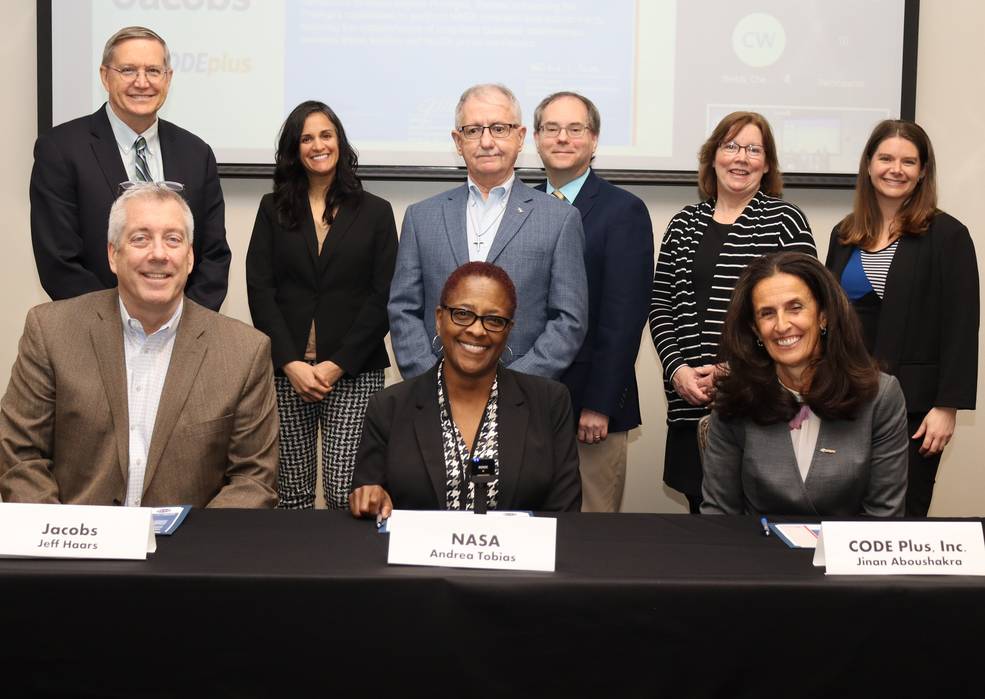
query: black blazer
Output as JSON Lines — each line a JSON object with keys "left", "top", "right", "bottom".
{"left": 246, "top": 190, "right": 398, "bottom": 375}
{"left": 29, "top": 105, "right": 230, "bottom": 311}
{"left": 825, "top": 212, "right": 979, "bottom": 412}
{"left": 536, "top": 171, "right": 654, "bottom": 432}
{"left": 352, "top": 365, "right": 582, "bottom": 512}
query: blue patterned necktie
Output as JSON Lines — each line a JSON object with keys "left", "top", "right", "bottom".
{"left": 133, "top": 136, "right": 152, "bottom": 182}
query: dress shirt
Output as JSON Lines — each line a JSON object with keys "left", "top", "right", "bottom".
{"left": 781, "top": 382, "right": 821, "bottom": 482}
{"left": 545, "top": 167, "right": 591, "bottom": 203}
{"left": 105, "top": 103, "right": 164, "bottom": 183}
{"left": 466, "top": 174, "right": 515, "bottom": 262}
{"left": 120, "top": 298, "right": 182, "bottom": 506}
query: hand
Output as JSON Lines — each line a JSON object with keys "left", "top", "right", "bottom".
{"left": 577, "top": 409, "right": 610, "bottom": 444}
{"left": 313, "top": 360, "right": 345, "bottom": 389}
{"left": 912, "top": 407, "right": 957, "bottom": 456}
{"left": 671, "top": 365, "right": 710, "bottom": 407}
{"left": 349, "top": 485, "right": 393, "bottom": 519}
{"left": 282, "top": 361, "right": 332, "bottom": 403}
{"left": 693, "top": 364, "right": 720, "bottom": 399}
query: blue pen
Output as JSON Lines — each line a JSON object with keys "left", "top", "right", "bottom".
{"left": 760, "top": 516, "right": 770, "bottom": 537}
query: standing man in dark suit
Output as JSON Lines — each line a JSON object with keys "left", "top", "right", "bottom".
{"left": 534, "top": 92, "right": 654, "bottom": 512}
{"left": 30, "top": 26, "right": 230, "bottom": 311}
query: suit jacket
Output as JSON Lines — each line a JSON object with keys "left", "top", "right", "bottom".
{"left": 388, "top": 178, "right": 588, "bottom": 380}
{"left": 246, "top": 190, "right": 398, "bottom": 374}
{"left": 536, "top": 171, "right": 654, "bottom": 432}
{"left": 701, "top": 373, "right": 908, "bottom": 517}
{"left": 0, "top": 290, "right": 278, "bottom": 508}
{"left": 30, "top": 105, "right": 231, "bottom": 311}
{"left": 352, "top": 365, "right": 582, "bottom": 512}
{"left": 825, "top": 212, "right": 979, "bottom": 413}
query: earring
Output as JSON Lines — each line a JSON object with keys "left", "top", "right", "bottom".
{"left": 431, "top": 334, "right": 444, "bottom": 354}
{"left": 755, "top": 338, "right": 763, "bottom": 347}
{"left": 499, "top": 345, "right": 515, "bottom": 364}
{"left": 820, "top": 326, "right": 828, "bottom": 337}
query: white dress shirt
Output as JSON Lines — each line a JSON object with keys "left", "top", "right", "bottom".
{"left": 120, "top": 298, "right": 182, "bottom": 506}
{"left": 105, "top": 103, "right": 164, "bottom": 183}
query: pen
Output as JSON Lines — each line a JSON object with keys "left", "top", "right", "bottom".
{"left": 760, "top": 516, "right": 770, "bottom": 537}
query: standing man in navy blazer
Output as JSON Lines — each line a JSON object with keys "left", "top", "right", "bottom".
{"left": 534, "top": 92, "right": 654, "bottom": 512}
{"left": 30, "top": 26, "right": 230, "bottom": 311}
{"left": 388, "top": 83, "right": 588, "bottom": 379}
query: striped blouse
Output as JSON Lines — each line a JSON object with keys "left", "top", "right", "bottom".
{"left": 649, "top": 190, "right": 817, "bottom": 424}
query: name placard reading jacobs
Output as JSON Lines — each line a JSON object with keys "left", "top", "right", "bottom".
{"left": 813, "top": 521, "right": 985, "bottom": 575}
{"left": 386, "top": 510, "right": 557, "bottom": 572}
{"left": 0, "top": 503, "right": 156, "bottom": 560}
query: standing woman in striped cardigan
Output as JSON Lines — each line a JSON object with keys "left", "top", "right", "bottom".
{"left": 649, "top": 112, "right": 816, "bottom": 512}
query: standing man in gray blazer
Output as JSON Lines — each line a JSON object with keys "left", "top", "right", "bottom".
{"left": 388, "top": 84, "right": 588, "bottom": 379}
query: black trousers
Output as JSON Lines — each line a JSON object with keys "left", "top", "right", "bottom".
{"left": 905, "top": 412, "right": 943, "bottom": 517}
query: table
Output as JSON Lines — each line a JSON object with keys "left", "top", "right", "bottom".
{"left": 1, "top": 510, "right": 981, "bottom": 697}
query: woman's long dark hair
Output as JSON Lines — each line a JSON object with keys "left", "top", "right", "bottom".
{"left": 273, "top": 100, "right": 362, "bottom": 230}
{"left": 714, "top": 252, "right": 880, "bottom": 424}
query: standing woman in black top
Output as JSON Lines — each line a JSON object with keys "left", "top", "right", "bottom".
{"left": 650, "top": 112, "right": 816, "bottom": 512}
{"left": 826, "top": 120, "right": 979, "bottom": 516}
{"left": 247, "top": 100, "right": 398, "bottom": 509}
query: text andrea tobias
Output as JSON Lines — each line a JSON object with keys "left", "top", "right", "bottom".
{"left": 430, "top": 532, "right": 516, "bottom": 562}
{"left": 37, "top": 522, "right": 99, "bottom": 550}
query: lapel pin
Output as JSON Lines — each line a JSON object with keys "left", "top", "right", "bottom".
{"left": 819, "top": 448, "right": 836, "bottom": 454}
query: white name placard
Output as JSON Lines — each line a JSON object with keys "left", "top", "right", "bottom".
{"left": 0, "top": 503, "right": 156, "bottom": 560}
{"left": 386, "top": 510, "right": 557, "bottom": 572}
{"left": 813, "top": 521, "right": 985, "bottom": 575}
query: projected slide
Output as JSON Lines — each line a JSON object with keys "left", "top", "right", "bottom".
{"left": 48, "top": 0, "right": 908, "bottom": 176}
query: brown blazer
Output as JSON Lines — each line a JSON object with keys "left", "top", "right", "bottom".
{"left": 0, "top": 290, "right": 279, "bottom": 507}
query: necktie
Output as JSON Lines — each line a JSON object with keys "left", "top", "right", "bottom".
{"left": 551, "top": 189, "right": 567, "bottom": 202}
{"left": 133, "top": 137, "right": 152, "bottom": 183}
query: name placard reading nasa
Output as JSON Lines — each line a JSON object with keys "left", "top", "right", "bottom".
{"left": 386, "top": 510, "right": 557, "bottom": 572}
{"left": 0, "top": 503, "right": 156, "bottom": 560}
{"left": 813, "top": 521, "right": 985, "bottom": 575}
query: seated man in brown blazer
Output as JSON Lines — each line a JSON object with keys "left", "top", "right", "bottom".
{"left": 0, "top": 183, "right": 278, "bottom": 507}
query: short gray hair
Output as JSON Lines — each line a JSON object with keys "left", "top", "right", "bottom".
{"left": 102, "top": 26, "right": 171, "bottom": 70}
{"left": 533, "top": 91, "right": 601, "bottom": 134}
{"left": 454, "top": 84, "right": 522, "bottom": 128}
{"left": 108, "top": 184, "right": 194, "bottom": 248}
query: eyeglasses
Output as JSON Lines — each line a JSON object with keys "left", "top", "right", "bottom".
{"left": 441, "top": 306, "right": 513, "bottom": 332}
{"left": 720, "top": 141, "right": 765, "bottom": 159}
{"left": 105, "top": 65, "right": 170, "bottom": 84}
{"left": 538, "top": 122, "right": 591, "bottom": 138}
{"left": 457, "top": 123, "right": 520, "bottom": 140}
{"left": 117, "top": 181, "right": 185, "bottom": 195}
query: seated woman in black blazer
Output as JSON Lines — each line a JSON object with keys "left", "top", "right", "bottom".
{"left": 349, "top": 262, "right": 582, "bottom": 518}
{"left": 246, "top": 101, "right": 397, "bottom": 509}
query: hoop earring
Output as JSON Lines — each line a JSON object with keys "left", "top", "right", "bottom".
{"left": 820, "top": 326, "right": 828, "bottom": 337}
{"left": 431, "top": 334, "right": 443, "bottom": 354}
{"left": 500, "top": 345, "right": 514, "bottom": 364}
{"left": 755, "top": 338, "right": 763, "bottom": 347}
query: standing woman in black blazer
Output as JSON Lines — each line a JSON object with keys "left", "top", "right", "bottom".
{"left": 247, "top": 101, "right": 398, "bottom": 509}
{"left": 826, "top": 120, "right": 979, "bottom": 516}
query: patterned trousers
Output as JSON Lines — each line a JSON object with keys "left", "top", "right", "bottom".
{"left": 274, "top": 368, "right": 384, "bottom": 509}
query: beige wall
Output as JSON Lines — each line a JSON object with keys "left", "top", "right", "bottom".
{"left": 3, "top": 2, "right": 983, "bottom": 514}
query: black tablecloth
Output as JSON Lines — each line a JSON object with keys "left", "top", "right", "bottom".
{"left": 1, "top": 510, "right": 981, "bottom": 698}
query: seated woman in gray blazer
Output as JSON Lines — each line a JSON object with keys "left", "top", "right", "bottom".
{"left": 349, "top": 262, "right": 582, "bottom": 519}
{"left": 701, "top": 252, "right": 908, "bottom": 517}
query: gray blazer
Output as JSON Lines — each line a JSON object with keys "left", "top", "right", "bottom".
{"left": 388, "top": 179, "right": 588, "bottom": 379}
{"left": 701, "top": 373, "right": 907, "bottom": 516}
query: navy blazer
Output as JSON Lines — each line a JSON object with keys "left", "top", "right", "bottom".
{"left": 537, "top": 171, "right": 654, "bottom": 432}
{"left": 246, "top": 191, "right": 398, "bottom": 375}
{"left": 825, "top": 212, "right": 979, "bottom": 413}
{"left": 30, "top": 105, "right": 231, "bottom": 311}
{"left": 352, "top": 365, "right": 582, "bottom": 512}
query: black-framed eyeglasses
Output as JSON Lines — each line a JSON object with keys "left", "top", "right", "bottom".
{"left": 105, "top": 65, "right": 171, "bottom": 83}
{"left": 117, "top": 181, "right": 185, "bottom": 196}
{"left": 457, "top": 123, "right": 520, "bottom": 140}
{"left": 719, "top": 141, "right": 765, "bottom": 159}
{"left": 441, "top": 306, "right": 512, "bottom": 332}
{"left": 538, "top": 122, "right": 591, "bottom": 138}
